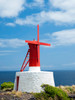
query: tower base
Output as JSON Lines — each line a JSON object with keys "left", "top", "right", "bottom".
{"left": 14, "top": 71, "right": 55, "bottom": 93}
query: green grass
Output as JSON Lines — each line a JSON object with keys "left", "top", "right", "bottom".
{"left": 34, "top": 84, "right": 71, "bottom": 100}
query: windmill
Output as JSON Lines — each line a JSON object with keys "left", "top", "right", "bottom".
{"left": 20, "top": 25, "right": 51, "bottom": 72}
{"left": 14, "top": 25, "right": 55, "bottom": 92}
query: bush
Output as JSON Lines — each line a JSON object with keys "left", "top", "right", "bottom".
{"left": 34, "top": 84, "right": 70, "bottom": 100}
{"left": 1, "top": 82, "right": 14, "bottom": 91}
{"left": 59, "top": 85, "right": 75, "bottom": 94}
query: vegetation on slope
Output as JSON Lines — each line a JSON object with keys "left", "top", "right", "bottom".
{"left": 0, "top": 82, "right": 75, "bottom": 100}
{"left": 1, "top": 82, "right": 14, "bottom": 91}
{"left": 34, "top": 84, "right": 70, "bottom": 100}
{"left": 58, "top": 85, "right": 75, "bottom": 94}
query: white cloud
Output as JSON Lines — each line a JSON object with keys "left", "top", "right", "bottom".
{"left": 63, "top": 62, "right": 75, "bottom": 66}
{"left": 15, "top": 0, "right": 75, "bottom": 25}
{"left": 42, "top": 65, "right": 54, "bottom": 68}
{"left": 50, "top": 0, "right": 75, "bottom": 11}
{"left": 0, "top": 50, "right": 16, "bottom": 56}
{"left": 6, "top": 23, "right": 15, "bottom": 27}
{"left": 49, "top": 0, "right": 75, "bottom": 24}
{"left": 0, "top": 0, "right": 75, "bottom": 25}
{"left": 0, "top": 50, "right": 16, "bottom": 52}
{"left": 0, "top": 53, "right": 10, "bottom": 56}
{"left": 52, "top": 29, "right": 75, "bottom": 46}
{"left": 26, "top": 0, "right": 44, "bottom": 8}
{"left": 0, "top": 0, "right": 45, "bottom": 18}
{"left": 44, "top": 29, "right": 75, "bottom": 47}
{"left": 0, "top": 38, "right": 25, "bottom": 48}
{"left": 15, "top": 10, "right": 75, "bottom": 26}
{"left": 34, "top": 0, "right": 44, "bottom": 5}
{"left": 0, "top": 0, "right": 25, "bottom": 17}
{"left": 49, "top": 11, "right": 75, "bottom": 25}
{"left": 15, "top": 11, "right": 50, "bottom": 25}
{"left": 0, "top": 66, "right": 17, "bottom": 70}
{"left": 30, "top": 0, "right": 44, "bottom": 7}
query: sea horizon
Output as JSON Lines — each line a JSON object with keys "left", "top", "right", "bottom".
{"left": 0, "top": 70, "right": 75, "bottom": 87}
{"left": 1, "top": 69, "right": 75, "bottom": 71}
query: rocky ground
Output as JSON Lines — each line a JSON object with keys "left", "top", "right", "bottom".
{"left": 1, "top": 85, "right": 75, "bottom": 100}
{"left": 0, "top": 91, "right": 36, "bottom": 100}
{"left": 68, "top": 94, "right": 75, "bottom": 100}
{"left": 58, "top": 85, "right": 75, "bottom": 100}
{"left": 1, "top": 90, "right": 75, "bottom": 100}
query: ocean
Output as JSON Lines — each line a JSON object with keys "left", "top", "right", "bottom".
{"left": 0, "top": 70, "right": 75, "bottom": 86}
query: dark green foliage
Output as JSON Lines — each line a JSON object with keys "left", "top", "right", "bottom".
{"left": 1, "top": 82, "right": 14, "bottom": 90}
{"left": 34, "top": 84, "right": 70, "bottom": 100}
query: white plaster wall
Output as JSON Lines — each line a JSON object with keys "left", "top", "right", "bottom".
{"left": 14, "top": 71, "right": 55, "bottom": 93}
{"left": 29, "top": 67, "right": 40, "bottom": 72}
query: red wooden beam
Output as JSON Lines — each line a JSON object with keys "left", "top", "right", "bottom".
{"left": 20, "top": 49, "right": 30, "bottom": 72}
{"left": 25, "top": 40, "right": 51, "bottom": 46}
{"left": 37, "top": 25, "right": 39, "bottom": 42}
{"left": 25, "top": 40, "right": 38, "bottom": 45}
{"left": 39, "top": 42, "right": 51, "bottom": 46}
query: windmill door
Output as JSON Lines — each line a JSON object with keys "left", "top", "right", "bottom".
{"left": 16, "top": 76, "right": 19, "bottom": 91}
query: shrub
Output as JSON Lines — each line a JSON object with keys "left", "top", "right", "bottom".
{"left": 34, "top": 84, "right": 70, "bottom": 100}
{"left": 59, "top": 85, "right": 75, "bottom": 94}
{"left": 1, "top": 82, "right": 14, "bottom": 91}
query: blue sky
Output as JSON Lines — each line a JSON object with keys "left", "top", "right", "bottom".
{"left": 0, "top": 0, "right": 75, "bottom": 71}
